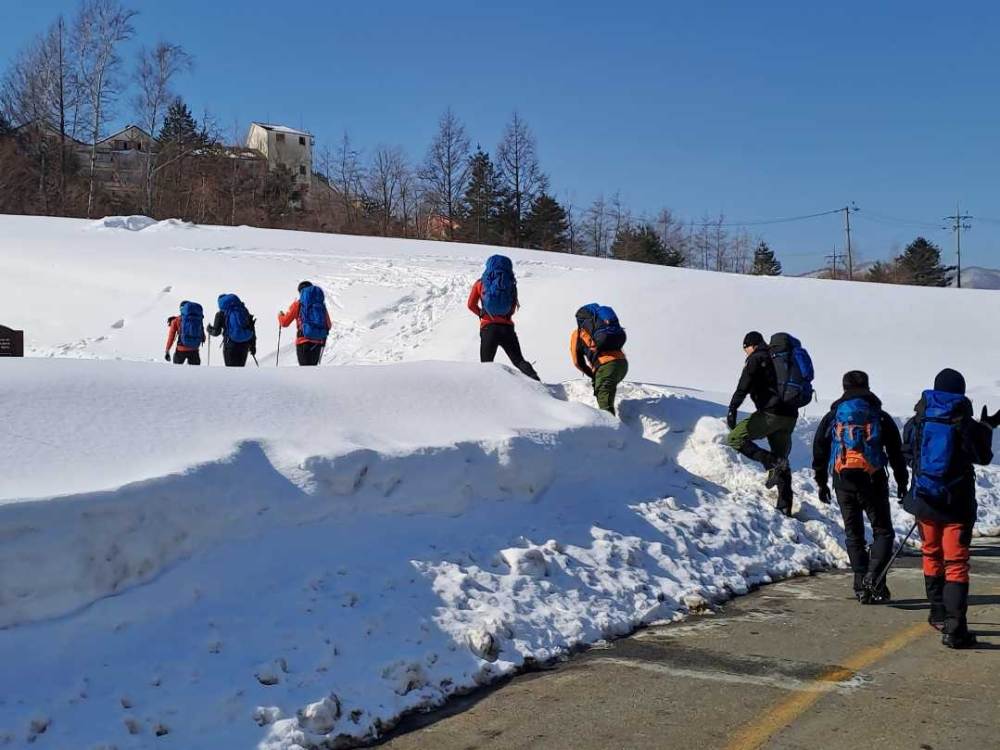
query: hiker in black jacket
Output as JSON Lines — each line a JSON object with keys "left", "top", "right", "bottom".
{"left": 901, "top": 368, "right": 997, "bottom": 648}
{"left": 726, "top": 331, "right": 798, "bottom": 516}
{"left": 206, "top": 294, "right": 257, "bottom": 368}
{"left": 813, "top": 371, "right": 908, "bottom": 603}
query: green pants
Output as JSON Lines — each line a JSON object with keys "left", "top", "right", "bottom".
{"left": 726, "top": 411, "right": 797, "bottom": 457}
{"left": 594, "top": 359, "right": 629, "bottom": 415}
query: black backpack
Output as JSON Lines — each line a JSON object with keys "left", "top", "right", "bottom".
{"left": 576, "top": 304, "right": 627, "bottom": 354}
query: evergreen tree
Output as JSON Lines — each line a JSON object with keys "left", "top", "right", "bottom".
{"left": 158, "top": 98, "right": 205, "bottom": 146}
{"left": 750, "top": 240, "right": 782, "bottom": 275}
{"left": 611, "top": 223, "right": 669, "bottom": 265}
{"left": 523, "top": 191, "right": 570, "bottom": 252}
{"left": 458, "top": 147, "right": 502, "bottom": 244}
{"left": 896, "top": 237, "right": 953, "bottom": 287}
{"left": 865, "top": 260, "right": 898, "bottom": 284}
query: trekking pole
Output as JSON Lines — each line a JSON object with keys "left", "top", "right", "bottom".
{"left": 206, "top": 337, "right": 211, "bottom": 367}
{"left": 872, "top": 520, "right": 919, "bottom": 591}
{"left": 251, "top": 353, "right": 259, "bottom": 368}
{"left": 276, "top": 325, "right": 282, "bottom": 367}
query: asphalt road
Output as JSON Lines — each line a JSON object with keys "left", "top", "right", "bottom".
{"left": 378, "top": 539, "right": 1000, "bottom": 750}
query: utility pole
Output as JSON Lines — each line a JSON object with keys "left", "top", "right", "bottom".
{"left": 825, "top": 246, "right": 840, "bottom": 280}
{"left": 840, "top": 203, "right": 859, "bottom": 280}
{"left": 944, "top": 203, "right": 973, "bottom": 288}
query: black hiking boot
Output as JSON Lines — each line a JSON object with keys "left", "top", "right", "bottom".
{"left": 942, "top": 630, "right": 978, "bottom": 649}
{"left": 765, "top": 457, "right": 789, "bottom": 489}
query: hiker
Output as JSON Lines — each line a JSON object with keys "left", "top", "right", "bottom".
{"left": 726, "top": 332, "right": 814, "bottom": 517}
{"left": 812, "top": 371, "right": 909, "bottom": 603}
{"left": 467, "top": 255, "right": 540, "bottom": 381}
{"left": 571, "top": 304, "right": 628, "bottom": 416}
{"left": 164, "top": 300, "right": 205, "bottom": 365}
{"left": 278, "top": 281, "right": 331, "bottom": 366}
{"left": 207, "top": 293, "right": 257, "bottom": 367}
{"left": 901, "top": 368, "right": 997, "bottom": 648}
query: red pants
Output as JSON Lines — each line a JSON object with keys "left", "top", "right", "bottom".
{"left": 919, "top": 519, "right": 971, "bottom": 584}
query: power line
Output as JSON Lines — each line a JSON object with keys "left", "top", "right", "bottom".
{"left": 862, "top": 209, "right": 942, "bottom": 229}
{"left": 944, "top": 204, "right": 973, "bottom": 289}
{"left": 711, "top": 209, "right": 843, "bottom": 228}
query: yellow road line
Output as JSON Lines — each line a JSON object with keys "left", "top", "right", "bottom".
{"left": 720, "top": 621, "right": 929, "bottom": 750}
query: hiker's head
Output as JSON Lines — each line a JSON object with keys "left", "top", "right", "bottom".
{"left": 934, "top": 368, "right": 966, "bottom": 395}
{"left": 298, "top": 280, "right": 313, "bottom": 293}
{"left": 842, "top": 370, "right": 870, "bottom": 391}
{"left": 742, "top": 331, "right": 765, "bottom": 355}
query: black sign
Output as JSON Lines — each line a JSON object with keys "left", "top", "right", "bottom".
{"left": 0, "top": 325, "right": 24, "bottom": 357}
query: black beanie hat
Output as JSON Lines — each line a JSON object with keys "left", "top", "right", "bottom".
{"left": 842, "top": 370, "right": 869, "bottom": 391}
{"left": 743, "top": 331, "right": 765, "bottom": 348}
{"left": 934, "top": 368, "right": 966, "bottom": 395}
{"left": 297, "top": 280, "right": 313, "bottom": 292}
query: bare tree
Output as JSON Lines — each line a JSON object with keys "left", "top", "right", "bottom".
{"left": 396, "top": 153, "right": 418, "bottom": 238}
{"left": 609, "top": 192, "right": 631, "bottom": 258}
{"left": 74, "top": 0, "right": 137, "bottom": 217}
{"left": 584, "top": 194, "right": 609, "bottom": 258}
{"left": 496, "top": 111, "right": 542, "bottom": 247}
{"left": 333, "top": 130, "right": 364, "bottom": 230}
{"left": 133, "top": 41, "right": 192, "bottom": 213}
{"left": 367, "top": 145, "right": 404, "bottom": 236}
{"left": 420, "top": 106, "right": 470, "bottom": 240}
{"left": 563, "top": 192, "right": 579, "bottom": 254}
{"left": 655, "top": 207, "right": 688, "bottom": 264}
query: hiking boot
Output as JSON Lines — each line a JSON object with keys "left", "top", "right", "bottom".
{"left": 868, "top": 585, "right": 891, "bottom": 604}
{"left": 928, "top": 616, "right": 945, "bottom": 632}
{"left": 765, "top": 458, "right": 789, "bottom": 489}
{"left": 856, "top": 588, "right": 872, "bottom": 605}
{"left": 942, "top": 630, "right": 978, "bottom": 649}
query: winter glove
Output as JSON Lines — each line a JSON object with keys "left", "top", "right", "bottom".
{"left": 726, "top": 408, "right": 738, "bottom": 430}
{"left": 164, "top": 352, "right": 170, "bottom": 362}
{"left": 981, "top": 405, "right": 1000, "bottom": 429}
{"left": 817, "top": 485, "right": 832, "bottom": 504}
{"left": 250, "top": 343, "right": 257, "bottom": 356}
{"left": 897, "top": 481, "right": 908, "bottom": 501}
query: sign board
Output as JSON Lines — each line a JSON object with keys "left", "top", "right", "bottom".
{"left": 0, "top": 325, "right": 24, "bottom": 357}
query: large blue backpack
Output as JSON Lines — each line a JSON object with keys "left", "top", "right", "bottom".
{"left": 299, "top": 285, "right": 329, "bottom": 340}
{"left": 912, "top": 390, "right": 967, "bottom": 501}
{"left": 178, "top": 301, "right": 204, "bottom": 348}
{"left": 480, "top": 255, "right": 516, "bottom": 317}
{"left": 769, "top": 333, "right": 815, "bottom": 408}
{"left": 218, "top": 294, "right": 254, "bottom": 344}
{"left": 576, "top": 303, "right": 627, "bottom": 354}
{"left": 830, "top": 398, "right": 885, "bottom": 475}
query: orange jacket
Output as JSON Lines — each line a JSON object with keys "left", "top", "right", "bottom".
{"left": 467, "top": 279, "right": 515, "bottom": 328}
{"left": 570, "top": 328, "right": 626, "bottom": 377}
{"left": 166, "top": 316, "right": 203, "bottom": 353}
{"left": 278, "top": 298, "right": 333, "bottom": 345}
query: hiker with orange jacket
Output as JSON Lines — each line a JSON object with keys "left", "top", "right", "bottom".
{"left": 165, "top": 300, "right": 205, "bottom": 365}
{"left": 571, "top": 304, "right": 628, "bottom": 415}
{"left": 277, "top": 281, "right": 331, "bottom": 366}
{"left": 467, "top": 255, "right": 539, "bottom": 380}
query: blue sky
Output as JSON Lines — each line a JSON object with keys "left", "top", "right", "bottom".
{"left": 4, "top": 0, "right": 999, "bottom": 272}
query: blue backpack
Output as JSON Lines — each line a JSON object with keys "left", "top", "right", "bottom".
{"left": 769, "top": 333, "right": 814, "bottom": 408}
{"left": 179, "top": 301, "right": 204, "bottom": 348}
{"left": 912, "top": 390, "right": 967, "bottom": 501}
{"left": 218, "top": 294, "right": 254, "bottom": 344}
{"left": 299, "top": 285, "right": 329, "bottom": 340}
{"left": 830, "top": 398, "right": 885, "bottom": 475}
{"left": 576, "top": 303, "right": 627, "bottom": 354}
{"left": 480, "top": 255, "right": 516, "bottom": 317}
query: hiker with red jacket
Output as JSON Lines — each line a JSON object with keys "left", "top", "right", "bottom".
{"left": 901, "top": 368, "right": 997, "bottom": 648}
{"left": 165, "top": 300, "right": 205, "bottom": 365}
{"left": 278, "top": 281, "right": 331, "bottom": 366}
{"left": 571, "top": 304, "right": 628, "bottom": 415}
{"left": 812, "top": 371, "right": 909, "bottom": 603}
{"left": 467, "top": 255, "right": 539, "bottom": 381}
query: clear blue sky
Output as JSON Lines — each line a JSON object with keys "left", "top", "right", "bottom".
{"left": 4, "top": 0, "right": 999, "bottom": 273}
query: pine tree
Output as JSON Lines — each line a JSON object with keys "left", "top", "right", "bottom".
{"left": 158, "top": 98, "right": 205, "bottom": 146}
{"left": 611, "top": 223, "right": 669, "bottom": 265}
{"left": 458, "top": 147, "right": 502, "bottom": 244}
{"left": 896, "top": 237, "right": 953, "bottom": 287}
{"left": 750, "top": 240, "right": 782, "bottom": 276}
{"left": 662, "top": 242, "right": 685, "bottom": 267}
{"left": 865, "top": 260, "right": 898, "bottom": 284}
{"left": 523, "top": 191, "right": 570, "bottom": 252}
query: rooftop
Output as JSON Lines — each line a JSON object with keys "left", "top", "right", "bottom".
{"left": 251, "top": 122, "right": 313, "bottom": 137}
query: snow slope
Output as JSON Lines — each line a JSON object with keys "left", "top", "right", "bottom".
{"left": 2, "top": 214, "right": 1000, "bottom": 749}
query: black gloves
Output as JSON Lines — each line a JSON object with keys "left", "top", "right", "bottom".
{"left": 981, "top": 406, "right": 1000, "bottom": 429}
{"left": 817, "top": 485, "right": 832, "bottom": 504}
{"left": 726, "top": 408, "right": 738, "bottom": 430}
{"left": 250, "top": 344, "right": 257, "bottom": 356}
{"left": 897, "top": 481, "right": 908, "bottom": 501}
{"left": 164, "top": 352, "right": 170, "bottom": 362}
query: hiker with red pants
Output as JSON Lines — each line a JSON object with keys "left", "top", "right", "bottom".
{"left": 165, "top": 300, "right": 205, "bottom": 365}
{"left": 902, "top": 368, "right": 998, "bottom": 648}
{"left": 278, "top": 281, "right": 331, "bottom": 366}
{"left": 467, "top": 255, "right": 540, "bottom": 381}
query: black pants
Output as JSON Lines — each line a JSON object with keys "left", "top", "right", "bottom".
{"left": 296, "top": 342, "right": 324, "bottom": 366}
{"left": 836, "top": 474, "right": 895, "bottom": 591}
{"left": 172, "top": 350, "right": 201, "bottom": 365}
{"left": 480, "top": 324, "right": 539, "bottom": 380}
{"left": 223, "top": 342, "right": 252, "bottom": 367}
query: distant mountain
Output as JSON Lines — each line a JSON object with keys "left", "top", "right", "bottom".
{"left": 797, "top": 263, "right": 1000, "bottom": 290}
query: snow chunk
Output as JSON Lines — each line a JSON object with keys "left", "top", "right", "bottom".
{"left": 500, "top": 547, "right": 548, "bottom": 577}
{"left": 296, "top": 694, "right": 341, "bottom": 735}
{"left": 89, "top": 215, "right": 156, "bottom": 231}
{"left": 255, "top": 658, "right": 289, "bottom": 686}
{"left": 253, "top": 706, "right": 282, "bottom": 727}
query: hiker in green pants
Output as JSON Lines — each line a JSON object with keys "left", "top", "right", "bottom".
{"left": 726, "top": 331, "right": 798, "bottom": 516}
{"left": 571, "top": 304, "right": 629, "bottom": 416}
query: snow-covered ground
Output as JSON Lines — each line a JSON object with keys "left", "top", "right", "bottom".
{"left": 2, "top": 214, "right": 999, "bottom": 749}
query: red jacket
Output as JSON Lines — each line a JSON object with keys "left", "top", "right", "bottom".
{"left": 278, "top": 299, "right": 332, "bottom": 345}
{"left": 165, "top": 316, "right": 203, "bottom": 353}
{"left": 467, "top": 279, "right": 515, "bottom": 329}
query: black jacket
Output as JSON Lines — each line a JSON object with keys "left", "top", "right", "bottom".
{"left": 207, "top": 309, "right": 257, "bottom": 350}
{"left": 729, "top": 345, "right": 797, "bottom": 417}
{"left": 812, "top": 388, "right": 908, "bottom": 493}
{"left": 902, "top": 394, "right": 994, "bottom": 524}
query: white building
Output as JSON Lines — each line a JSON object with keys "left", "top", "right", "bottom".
{"left": 246, "top": 122, "right": 314, "bottom": 187}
